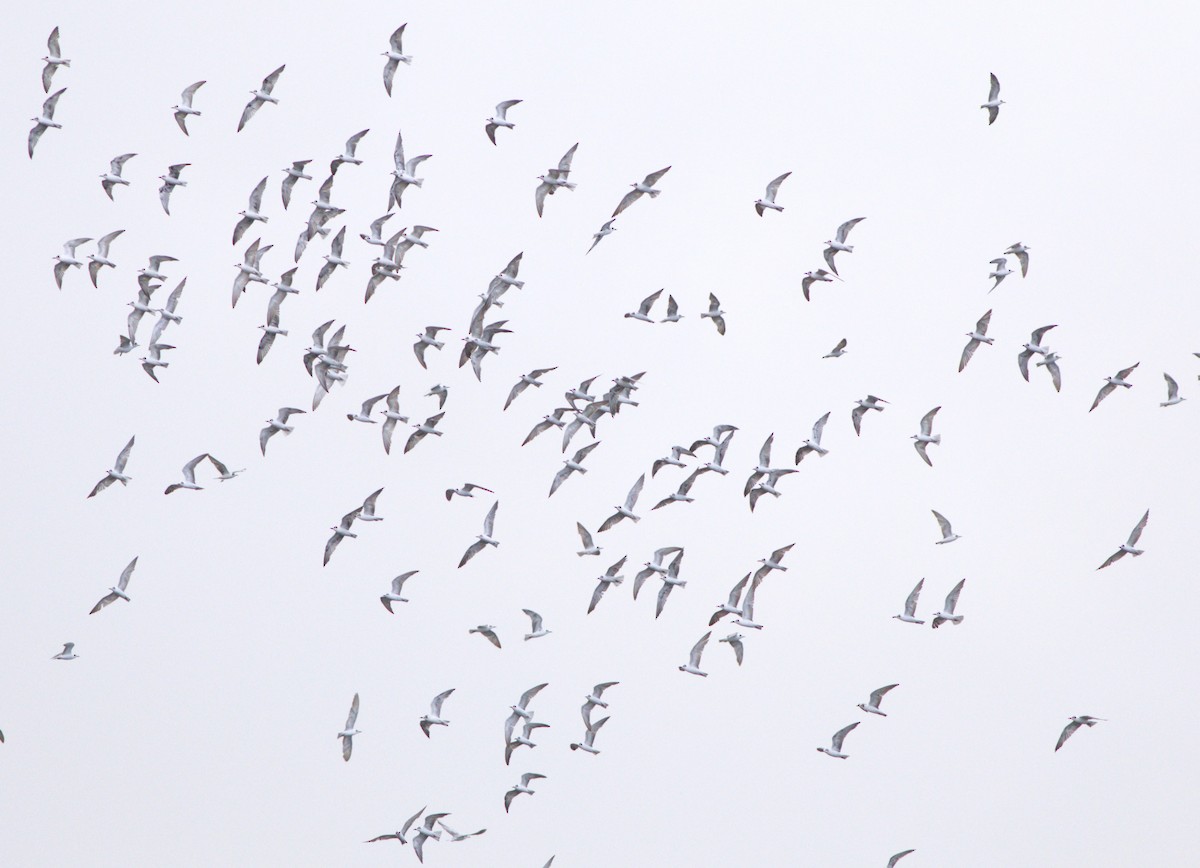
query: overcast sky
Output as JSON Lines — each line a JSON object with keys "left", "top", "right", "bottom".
{"left": 5, "top": 2, "right": 1200, "bottom": 866}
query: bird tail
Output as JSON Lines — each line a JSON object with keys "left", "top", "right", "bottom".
{"left": 647, "top": 190, "right": 660, "bottom": 198}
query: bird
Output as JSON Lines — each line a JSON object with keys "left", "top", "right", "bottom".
{"left": 445, "top": 483, "right": 493, "bottom": 501}
{"left": 504, "top": 683, "right": 549, "bottom": 746}
{"left": 550, "top": 442, "right": 601, "bottom": 497}
{"left": 436, "top": 820, "right": 486, "bottom": 843}
{"left": 359, "top": 488, "right": 385, "bottom": 522}
{"left": 651, "top": 553, "right": 687, "bottom": 617}
{"left": 817, "top": 722, "right": 860, "bottom": 758}
{"left": 381, "top": 25, "right": 412, "bottom": 95}
{"left": 88, "top": 557, "right": 138, "bottom": 614}
{"left": 139, "top": 342, "right": 174, "bottom": 383}
{"left": 100, "top": 153, "right": 136, "bottom": 200}
{"left": 612, "top": 166, "right": 671, "bottom": 217}
{"left": 988, "top": 257, "right": 1014, "bottom": 291}
{"left": 1018, "top": 325, "right": 1058, "bottom": 381}
{"left": 795, "top": 412, "right": 832, "bottom": 463}
{"left": 347, "top": 393, "right": 387, "bottom": 424}
{"left": 364, "top": 806, "right": 426, "bottom": 845}
{"left": 823, "top": 218, "right": 865, "bottom": 275}
{"left": 52, "top": 643, "right": 79, "bottom": 661}
{"left": 164, "top": 454, "right": 209, "bottom": 494}
{"left": 930, "top": 579, "right": 966, "bottom": 629}
{"left": 858, "top": 684, "right": 899, "bottom": 716}
{"left": 1097, "top": 509, "right": 1150, "bottom": 570}
{"left": 522, "top": 609, "right": 550, "bottom": 640}
{"left": 659, "top": 294, "right": 684, "bottom": 323}
{"left": 570, "top": 714, "right": 610, "bottom": 755}
{"left": 1036, "top": 351, "right": 1064, "bottom": 392}
{"left": 754, "top": 544, "right": 795, "bottom": 582}
{"left": 823, "top": 339, "right": 848, "bottom": 359}
{"left": 413, "top": 326, "right": 450, "bottom": 369}
{"left": 207, "top": 455, "right": 244, "bottom": 482}
{"left": 755, "top": 172, "right": 791, "bottom": 215}
{"left": 469, "top": 625, "right": 501, "bottom": 648}
{"left": 709, "top": 573, "right": 751, "bottom": 626}
{"left": 426, "top": 384, "right": 449, "bottom": 409}
{"left": 29, "top": 87, "right": 66, "bottom": 158}
{"left": 505, "top": 367, "right": 557, "bottom": 410}
{"left": 583, "top": 682, "right": 618, "bottom": 713}
{"left": 1161, "top": 373, "right": 1185, "bottom": 406}
{"left": 172, "top": 81, "right": 205, "bottom": 135}
{"left": 1090, "top": 363, "right": 1140, "bottom": 411}
{"left": 259, "top": 407, "right": 305, "bottom": 455}
{"left": 959, "top": 310, "right": 994, "bottom": 372}
{"left": 535, "top": 143, "right": 580, "bottom": 217}
{"left": 330, "top": 129, "right": 369, "bottom": 174}
{"left": 411, "top": 812, "right": 451, "bottom": 864}
{"left": 625, "top": 288, "right": 663, "bottom": 322}
{"left": 323, "top": 508, "right": 362, "bottom": 566}
{"left": 256, "top": 300, "right": 287, "bottom": 365}
{"left": 911, "top": 406, "right": 942, "bottom": 466}
{"left": 652, "top": 444, "right": 696, "bottom": 477}
{"left": 41, "top": 27, "right": 69, "bottom": 92}
{"left": 237, "top": 65, "right": 285, "bottom": 132}
{"left": 587, "top": 218, "right": 617, "bottom": 254}
{"left": 1005, "top": 241, "right": 1030, "bottom": 276}
{"left": 280, "top": 160, "right": 312, "bottom": 209}
{"left": 732, "top": 575, "right": 765, "bottom": 630}
{"left": 337, "top": 693, "right": 361, "bottom": 761}
{"left": 588, "top": 557, "right": 627, "bottom": 614}
{"left": 633, "top": 547, "right": 685, "bottom": 597}
{"left": 419, "top": 689, "right": 455, "bottom": 738}
{"left": 651, "top": 469, "right": 704, "bottom": 510}
{"left": 748, "top": 469, "right": 797, "bottom": 511}
{"left": 157, "top": 163, "right": 189, "bottom": 215}
{"left": 888, "top": 850, "right": 916, "bottom": 868}
{"left": 576, "top": 522, "right": 602, "bottom": 557}
{"left": 598, "top": 474, "right": 645, "bottom": 532}
{"left": 679, "top": 631, "right": 712, "bottom": 677}
{"left": 893, "top": 578, "right": 926, "bottom": 624}
{"left": 505, "top": 717, "right": 551, "bottom": 766}
{"left": 458, "top": 501, "right": 499, "bottom": 568}
{"left": 52, "top": 237, "right": 91, "bottom": 289}
{"left": 149, "top": 278, "right": 186, "bottom": 346}
{"left": 87, "top": 229, "right": 125, "bottom": 287}
{"left": 389, "top": 129, "right": 432, "bottom": 210}
{"left": 701, "top": 293, "right": 727, "bottom": 335}
{"left": 801, "top": 269, "right": 840, "bottom": 301}
{"left": 719, "top": 633, "right": 746, "bottom": 665}
{"left": 504, "top": 773, "right": 545, "bottom": 812}
{"left": 851, "top": 395, "right": 888, "bottom": 436}
{"left": 981, "top": 72, "right": 1004, "bottom": 124}
{"left": 314, "top": 227, "right": 349, "bottom": 292}
{"left": 405, "top": 412, "right": 445, "bottom": 454}
{"left": 380, "top": 571, "right": 417, "bottom": 613}
{"left": 485, "top": 99, "right": 522, "bottom": 144}
{"left": 87, "top": 436, "right": 135, "bottom": 498}
{"left": 931, "top": 510, "right": 960, "bottom": 544}
{"left": 1056, "top": 716, "right": 1106, "bottom": 751}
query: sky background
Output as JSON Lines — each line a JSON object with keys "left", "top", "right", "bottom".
{"left": 4, "top": 2, "right": 1199, "bottom": 865}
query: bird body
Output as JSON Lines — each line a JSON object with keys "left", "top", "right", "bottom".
{"left": 817, "top": 722, "right": 859, "bottom": 758}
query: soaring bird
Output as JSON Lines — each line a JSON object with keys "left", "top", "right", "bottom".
{"left": 535, "top": 143, "right": 580, "bottom": 217}
{"left": 1161, "top": 372, "right": 1185, "bottom": 407}
{"left": 504, "top": 773, "right": 545, "bottom": 813}
{"left": 652, "top": 469, "right": 704, "bottom": 510}
{"left": 88, "top": 557, "right": 138, "bottom": 614}
{"left": 364, "top": 806, "right": 426, "bottom": 845}
{"left": 337, "top": 693, "right": 361, "bottom": 761}
{"left": 87, "top": 229, "right": 125, "bottom": 287}
{"left": 164, "top": 454, "right": 209, "bottom": 495}
{"left": 419, "top": 689, "right": 454, "bottom": 738}
{"left": 569, "top": 715, "right": 610, "bottom": 754}
{"left": 52, "top": 237, "right": 91, "bottom": 289}
{"left": 858, "top": 684, "right": 899, "bottom": 716}
{"left": 323, "top": 508, "right": 362, "bottom": 566}
{"left": 598, "top": 474, "right": 645, "bottom": 532}
{"left": 41, "top": 27, "right": 70, "bottom": 92}
{"left": 100, "top": 153, "right": 136, "bottom": 200}
{"left": 29, "top": 87, "right": 66, "bottom": 158}
{"left": 87, "top": 436, "right": 135, "bottom": 498}
{"left": 485, "top": 99, "right": 522, "bottom": 144}
{"left": 892, "top": 578, "right": 926, "bottom": 625}
{"left": 719, "top": 633, "right": 746, "bottom": 665}
{"left": 259, "top": 407, "right": 304, "bottom": 455}
{"left": 652, "top": 444, "right": 696, "bottom": 477}
{"left": 1055, "top": 716, "right": 1105, "bottom": 751}
{"left": 1090, "top": 363, "right": 1140, "bottom": 412}
{"left": 679, "top": 631, "right": 712, "bottom": 677}
{"left": 550, "top": 442, "right": 601, "bottom": 497}
{"left": 469, "top": 625, "right": 501, "bottom": 648}
{"left": 405, "top": 412, "right": 445, "bottom": 454}
{"left": 823, "top": 338, "right": 848, "bottom": 359}
{"left": 381, "top": 25, "right": 412, "bottom": 96}
{"left": 931, "top": 510, "right": 961, "bottom": 544}
{"left": 522, "top": 609, "right": 551, "bottom": 640}
{"left": 172, "top": 81, "right": 205, "bottom": 135}
{"left": 505, "top": 367, "right": 557, "bottom": 411}
{"left": 413, "top": 326, "right": 450, "bottom": 369}
{"left": 795, "top": 412, "right": 832, "bottom": 463}
{"left": 911, "top": 406, "right": 942, "bottom": 466}
{"left": 587, "top": 218, "right": 617, "bottom": 254}
{"left": 930, "top": 579, "right": 966, "bottom": 629}
{"left": 851, "top": 395, "right": 888, "bottom": 436}
{"left": 701, "top": 293, "right": 727, "bottom": 335}
{"left": 1017, "top": 325, "right": 1057, "bottom": 381}
{"left": 755, "top": 171, "right": 791, "bottom": 215}
{"left": 612, "top": 166, "right": 671, "bottom": 217}
{"left": 389, "top": 129, "right": 432, "bottom": 209}
{"left": 823, "top": 218, "right": 865, "bottom": 275}
{"left": 633, "top": 547, "right": 685, "bottom": 598}
{"left": 801, "top": 269, "right": 839, "bottom": 301}
{"left": 237, "top": 65, "right": 285, "bottom": 132}
{"left": 587, "top": 557, "right": 626, "bottom": 614}
{"left": 458, "top": 502, "right": 499, "bottom": 568}
{"left": 817, "top": 722, "right": 859, "bottom": 759}
{"left": 988, "top": 257, "right": 1014, "bottom": 291}
{"left": 280, "top": 160, "right": 312, "bottom": 209}
{"left": 709, "top": 573, "right": 751, "bottom": 626}
{"left": 445, "top": 483, "right": 492, "bottom": 501}
{"left": 624, "top": 288, "right": 663, "bottom": 323}
{"left": 330, "top": 129, "right": 369, "bottom": 174}
{"left": 380, "top": 571, "right": 417, "bottom": 613}
{"left": 958, "top": 310, "right": 994, "bottom": 372}
{"left": 1097, "top": 509, "right": 1150, "bottom": 570}
{"left": 576, "top": 522, "right": 602, "bottom": 557}
{"left": 1036, "top": 351, "right": 1063, "bottom": 392}
{"left": 53, "top": 643, "right": 79, "bottom": 661}
{"left": 1005, "top": 241, "right": 1030, "bottom": 276}
{"left": 231, "top": 177, "right": 269, "bottom": 244}
{"left": 157, "top": 163, "right": 190, "bottom": 215}
{"left": 981, "top": 72, "right": 1004, "bottom": 124}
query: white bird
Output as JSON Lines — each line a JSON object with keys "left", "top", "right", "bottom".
{"left": 149, "top": 278, "right": 186, "bottom": 347}
{"left": 53, "top": 642, "right": 79, "bottom": 661}
{"left": 444, "top": 483, "right": 492, "bottom": 502}
{"left": 817, "top": 722, "right": 859, "bottom": 759}
{"left": 364, "top": 806, "right": 426, "bottom": 845}
{"left": 311, "top": 227, "right": 349, "bottom": 292}
{"left": 504, "top": 773, "right": 545, "bottom": 812}
{"left": 157, "top": 163, "right": 189, "bottom": 215}
{"left": 576, "top": 522, "right": 602, "bottom": 557}
{"left": 259, "top": 407, "right": 305, "bottom": 455}
{"left": 583, "top": 682, "right": 618, "bottom": 714}
{"left": 550, "top": 442, "right": 601, "bottom": 497}
{"left": 701, "top": 293, "right": 727, "bottom": 335}
{"left": 28, "top": 87, "right": 66, "bottom": 158}
{"left": 823, "top": 218, "right": 865, "bottom": 276}
{"left": 823, "top": 338, "right": 848, "bottom": 359}
{"left": 754, "top": 171, "right": 791, "bottom": 215}
{"left": 52, "top": 237, "right": 91, "bottom": 289}
{"left": 733, "top": 575, "right": 765, "bottom": 630}
{"left": 851, "top": 395, "right": 888, "bottom": 436}
{"left": 959, "top": 310, "right": 994, "bottom": 372}
{"left": 794, "top": 412, "right": 831, "bottom": 463}
{"left": 380, "top": 571, "right": 417, "bottom": 613}
{"left": 678, "top": 631, "right": 712, "bottom": 677}
{"left": 651, "top": 469, "right": 704, "bottom": 510}
{"left": 323, "top": 508, "right": 362, "bottom": 566}
{"left": 1005, "top": 241, "right": 1030, "bottom": 276}
{"left": 426, "top": 384, "right": 449, "bottom": 409}
{"left": 988, "top": 257, "right": 1014, "bottom": 291}
{"left": 337, "top": 693, "right": 361, "bottom": 761}
{"left": 256, "top": 298, "right": 288, "bottom": 365}
{"left": 139, "top": 342, "right": 174, "bottom": 383}
{"left": 652, "top": 444, "right": 696, "bottom": 477}
{"left": 535, "top": 143, "right": 580, "bottom": 217}
{"left": 612, "top": 166, "right": 671, "bottom": 217}
{"left": 405, "top": 412, "right": 445, "bottom": 454}
{"left": 207, "top": 456, "right": 244, "bottom": 482}
{"left": 931, "top": 509, "right": 960, "bottom": 545}
{"left": 99, "top": 153, "right": 136, "bottom": 200}
{"left": 570, "top": 715, "right": 610, "bottom": 755}
{"left": 469, "top": 625, "right": 501, "bottom": 648}
{"left": 330, "top": 129, "right": 369, "bottom": 174}
{"left": 506, "top": 367, "right": 557, "bottom": 411}
{"left": 389, "top": 129, "right": 432, "bottom": 210}
{"left": 858, "top": 684, "right": 899, "bottom": 716}
{"left": 660, "top": 294, "right": 684, "bottom": 323}
{"left": 1161, "top": 373, "right": 1185, "bottom": 406}
{"left": 522, "top": 609, "right": 550, "bottom": 640}
{"left": 930, "top": 579, "right": 966, "bottom": 629}
{"left": 912, "top": 406, "right": 942, "bottom": 466}
{"left": 164, "top": 454, "right": 209, "bottom": 495}
{"left": 485, "top": 99, "right": 521, "bottom": 144}
{"left": 598, "top": 474, "right": 645, "bottom": 532}
{"left": 231, "top": 177, "right": 269, "bottom": 245}
{"left": 347, "top": 393, "right": 386, "bottom": 424}
{"left": 280, "top": 160, "right": 312, "bottom": 209}
{"left": 709, "top": 572, "right": 751, "bottom": 626}
{"left": 893, "top": 578, "right": 926, "bottom": 625}
{"left": 588, "top": 557, "right": 627, "bottom": 614}
{"left": 172, "top": 81, "right": 205, "bottom": 135}
{"left": 587, "top": 218, "right": 617, "bottom": 254}
{"left": 888, "top": 851, "right": 916, "bottom": 868}
{"left": 1036, "top": 351, "right": 1064, "bottom": 392}
{"left": 1056, "top": 716, "right": 1106, "bottom": 751}
{"left": 419, "top": 689, "right": 454, "bottom": 738}
{"left": 633, "top": 547, "right": 685, "bottom": 597}
{"left": 86, "top": 229, "right": 125, "bottom": 288}
{"left": 1017, "top": 324, "right": 1058, "bottom": 381}
{"left": 801, "top": 268, "right": 841, "bottom": 301}
{"left": 381, "top": 25, "right": 412, "bottom": 96}
{"left": 625, "top": 288, "right": 663, "bottom": 322}
{"left": 1090, "top": 363, "right": 1140, "bottom": 412}
{"left": 755, "top": 543, "right": 795, "bottom": 581}
{"left": 458, "top": 501, "right": 499, "bottom": 568}
{"left": 981, "top": 72, "right": 1004, "bottom": 124}
{"left": 412, "top": 326, "right": 449, "bottom": 369}
{"left": 651, "top": 552, "right": 687, "bottom": 617}
{"left": 87, "top": 436, "right": 135, "bottom": 498}
{"left": 237, "top": 65, "right": 285, "bottom": 132}
{"left": 41, "top": 27, "right": 69, "bottom": 92}
{"left": 359, "top": 488, "right": 385, "bottom": 522}
{"left": 436, "top": 820, "right": 486, "bottom": 843}
{"left": 411, "top": 812, "right": 451, "bottom": 864}
{"left": 747, "top": 469, "right": 797, "bottom": 512}
{"left": 113, "top": 335, "right": 138, "bottom": 356}
{"left": 1097, "top": 509, "right": 1150, "bottom": 570}
{"left": 89, "top": 557, "right": 138, "bottom": 614}
{"left": 719, "top": 632, "right": 746, "bottom": 665}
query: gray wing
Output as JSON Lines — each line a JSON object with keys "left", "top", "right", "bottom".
{"left": 764, "top": 171, "right": 790, "bottom": 200}
{"left": 987, "top": 72, "right": 1000, "bottom": 102}
{"left": 643, "top": 166, "right": 671, "bottom": 185}
{"left": 830, "top": 721, "right": 859, "bottom": 751}
{"left": 458, "top": 540, "right": 486, "bottom": 568}
{"left": 959, "top": 338, "right": 980, "bottom": 373}
{"left": 611, "top": 188, "right": 641, "bottom": 217}
{"left": 237, "top": 97, "right": 263, "bottom": 132}
{"left": 345, "top": 693, "right": 360, "bottom": 728}
{"left": 919, "top": 406, "right": 940, "bottom": 435}
{"left": 523, "top": 609, "right": 543, "bottom": 632}
{"left": 482, "top": 501, "right": 498, "bottom": 536}
{"left": 835, "top": 217, "right": 865, "bottom": 243}
{"left": 113, "top": 436, "right": 136, "bottom": 472}
{"left": 688, "top": 631, "right": 711, "bottom": 666}
{"left": 932, "top": 511, "right": 952, "bottom": 537}
{"left": 1116, "top": 362, "right": 1140, "bottom": 380}
{"left": 1055, "top": 720, "right": 1084, "bottom": 751}
{"left": 260, "top": 64, "right": 286, "bottom": 93}
{"left": 518, "top": 682, "right": 548, "bottom": 708}
{"left": 557, "top": 143, "right": 579, "bottom": 172}
{"left": 625, "top": 474, "right": 646, "bottom": 509}
{"left": 430, "top": 688, "right": 454, "bottom": 716}
{"left": 869, "top": 683, "right": 898, "bottom": 707}
{"left": 576, "top": 523, "right": 594, "bottom": 548}
{"left": 1127, "top": 509, "right": 1150, "bottom": 546}
{"left": 943, "top": 579, "right": 965, "bottom": 614}
{"left": 887, "top": 850, "right": 916, "bottom": 868}
{"left": 904, "top": 578, "right": 924, "bottom": 616}
{"left": 812, "top": 411, "right": 830, "bottom": 442}
{"left": 89, "top": 591, "right": 119, "bottom": 614}
{"left": 1090, "top": 382, "right": 1115, "bottom": 411}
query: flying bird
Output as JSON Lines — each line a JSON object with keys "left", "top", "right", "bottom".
{"left": 419, "top": 689, "right": 454, "bottom": 738}
{"left": 931, "top": 579, "right": 966, "bottom": 628}
{"left": 858, "top": 684, "right": 899, "bottom": 716}
{"left": 485, "top": 99, "right": 522, "bottom": 144}
{"left": 652, "top": 469, "right": 704, "bottom": 510}
{"left": 323, "top": 508, "right": 362, "bottom": 566}
{"left": 1161, "top": 373, "right": 1185, "bottom": 406}
{"left": 41, "top": 27, "right": 70, "bottom": 92}
{"left": 569, "top": 715, "right": 610, "bottom": 755}
{"left": 504, "top": 773, "right": 545, "bottom": 812}
{"left": 652, "top": 444, "right": 695, "bottom": 477}
{"left": 88, "top": 557, "right": 138, "bottom": 614}
{"left": 172, "top": 80, "right": 205, "bottom": 135}
{"left": 823, "top": 218, "right": 865, "bottom": 275}
{"left": 633, "top": 547, "right": 686, "bottom": 598}
{"left": 1017, "top": 325, "right": 1057, "bottom": 381}
{"left": 505, "top": 367, "right": 557, "bottom": 410}
{"left": 755, "top": 172, "right": 791, "bottom": 215}
{"left": 1056, "top": 716, "right": 1105, "bottom": 751}
{"left": 1090, "top": 363, "right": 1140, "bottom": 412}
{"left": 823, "top": 339, "right": 848, "bottom": 359}
{"left": 522, "top": 609, "right": 550, "bottom": 640}
{"left": 280, "top": 160, "right": 312, "bottom": 209}
{"left": 436, "top": 820, "right": 486, "bottom": 843}
{"left": 678, "top": 631, "right": 712, "bottom": 677}
{"left": 207, "top": 455, "right": 244, "bottom": 482}
{"left": 164, "top": 454, "right": 210, "bottom": 494}
{"left": 709, "top": 573, "right": 751, "bottom": 626}
{"left": 231, "top": 177, "right": 269, "bottom": 245}
{"left": 445, "top": 483, "right": 492, "bottom": 501}
{"left": 359, "top": 488, "right": 385, "bottom": 522}
{"left": 701, "top": 293, "right": 727, "bottom": 335}
{"left": 381, "top": 25, "right": 412, "bottom": 95}
{"left": 87, "top": 436, "right": 135, "bottom": 498}
{"left": 100, "top": 153, "right": 136, "bottom": 200}
{"left": 29, "top": 87, "right": 66, "bottom": 158}
{"left": 413, "top": 326, "right": 449, "bottom": 369}
{"left": 87, "top": 229, "right": 125, "bottom": 287}
{"left": 535, "top": 143, "right": 580, "bottom": 217}
{"left": 337, "top": 693, "right": 361, "bottom": 761}
{"left": 405, "top": 412, "right": 445, "bottom": 454}
{"left": 389, "top": 129, "right": 431, "bottom": 209}
{"left": 550, "top": 442, "right": 601, "bottom": 497}
{"left": 981, "top": 72, "right": 1004, "bottom": 124}
{"left": 931, "top": 510, "right": 961, "bottom": 544}
{"left": 365, "top": 806, "right": 426, "bottom": 845}
{"left": 911, "top": 406, "right": 942, "bottom": 466}
{"left": 237, "top": 65, "right": 285, "bottom": 132}
{"left": 988, "top": 257, "right": 1014, "bottom": 291}
{"left": 959, "top": 310, "right": 994, "bottom": 372}
{"left": 625, "top": 288, "right": 663, "bottom": 323}
{"left": 612, "top": 166, "right": 671, "bottom": 217}
{"left": 458, "top": 501, "right": 499, "bottom": 567}
{"left": 469, "top": 625, "right": 501, "bottom": 648}
{"left": 1097, "top": 509, "right": 1150, "bottom": 570}
{"left": 598, "top": 474, "right": 645, "bottom": 531}
{"left": 380, "top": 571, "right": 417, "bottom": 613}
{"left": 576, "top": 522, "right": 602, "bottom": 556}
{"left": 157, "top": 163, "right": 189, "bottom": 215}
{"left": 801, "top": 269, "right": 840, "bottom": 301}
{"left": 1036, "top": 351, "right": 1064, "bottom": 392}
{"left": 817, "top": 722, "right": 859, "bottom": 759}
{"left": 1005, "top": 241, "right": 1030, "bottom": 276}
{"left": 587, "top": 557, "right": 626, "bottom": 614}
{"left": 851, "top": 395, "right": 888, "bottom": 436}
{"left": 259, "top": 407, "right": 305, "bottom": 455}
{"left": 795, "top": 412, "right": 832, "bottom": 463}
{"left": 587, "top": 218, "right": 617, "bottom": 254}
{"left": 719, "top": 632, "right": 746, "bottom": 665}
{"left": 52, "top": 237, "right": 91, "bottom": 289}
{"left": 53, "top": 643, "right": 79, "bottom": 661}
{"left": 893, "top": 578, "right": 926, "bottom": 625}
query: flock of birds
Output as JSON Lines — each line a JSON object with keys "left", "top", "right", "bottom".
{"left": 20, "top": 20, "right": 1187, "bottom": 866}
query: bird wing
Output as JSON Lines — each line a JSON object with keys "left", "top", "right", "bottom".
{"left": 887, "top": 850, "right": 917, "bottom": 868}
{"left": 1127, "top": 509, "right": 1150, "bottom": 546}
{"left": 458, "top": 540, "right": 486, "bottom": 568}
{"left": 534, "top": 181, "right": 551, "bottom": 217}
{"left": 904, "top": 578, "right": 924, "bottom": 616}
{"left": 836, "top": 217, "right": 865, "bottom": 243}
{"left": 1164, "top": 373, "right": 1180, "bottom": 400}
{"left": 655, "top": 582, "right": 674, "bottom": 618}
{"left": 851, "top": 405, "right": 868, "bottom": 435}
{"left": 812, "top": 411, "right": 831, "bottom": 443}
{"left": 919, "top": 406, "right": 940, "bottom": 435}
{"left": 987, "top": 72, "right": 1001, "bottom": 102}
{"left": 638, "top": 288, "right": 663, "bottom": 315}
{"left": 430, "top": 688, "right": 454, "bottom": 716}
{"left": 642, "top": 166, "right": 671, "bottom": 186}
{"left": 345, "top": 693, "right": 360, "bottom": 728}
{"left": 1117, "top": 362, "right": 1140, "bottom": 380}
{"left": 1090, "top": 382, "right": 1116, "bottom": 411}
{"left": 624, "top": 474, "right": 646, "bottom": 509}
{"left": 557, "top": 143, "right": 579, "bottom": 172}
{"left": 576, "top": 523, "right": 594, "bottom": 549}
{"left": 482, "top": 501, "right": 498, "bottom": 536}
{"left": 932, "top": 510, "right": 952, "bottom": 537}
{"left": 260, "top": 65, "right": 285, "bottom": 93}
{"left": 831, "top": 721, "right": 859, "bottom": 751}
{"left": 113, "top": 436, "right": 135, "bottom": 472}
{"left": 1047, "top": 359, "right": 1062, "bottom": 392}
{"left": 237, "top": 97, "right": 263, "bottom": 132}
{"left": 764, "top": 171, "right": 790, "bottom": 200}
{"left": 943, "top": 579, "right": 965, "bottom": 614}
{"left": 914, "top": 441, "right": 932, "bottom": 466}
{"left": 757, "top": 433, "right": 774, "bottom": 467}
{"left": 89, "top": 591, "right": 120, "bottom": 614}
{"left": 611, "top": 188, "right": 641, "bottom": 217}
{"left": 959, "top": 338, "right": 980, "bottom": 373}
{"left": 523, "top": 609, "right": 543, "bottom": 632}
{"left": 688, "top": 631, "right": 712, "bottom": 666}
{"left": 1055, "top": 719, "right": 1084, "bottom": 751}
{"left": 869, "top": 683, "right": 899, "bottom": 707}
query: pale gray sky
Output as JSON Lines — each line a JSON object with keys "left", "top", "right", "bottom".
{"left": 5, "top": 1, "right": 1199, "bottom": 865}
